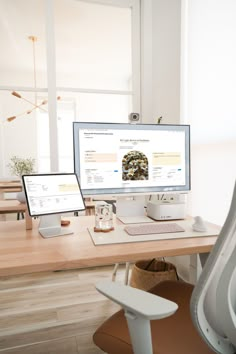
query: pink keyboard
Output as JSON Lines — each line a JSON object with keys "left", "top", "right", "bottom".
{"left": 124, "top": 222, "right": 185, "bottom": 236}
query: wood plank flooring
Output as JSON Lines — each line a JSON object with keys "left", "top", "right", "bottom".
{"left": 0, "top": 265, "right": 128, "bottom": 354}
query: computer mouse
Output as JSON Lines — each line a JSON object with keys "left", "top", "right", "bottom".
{"left": 192, "top": 216, "right": 207, "bottom": 232}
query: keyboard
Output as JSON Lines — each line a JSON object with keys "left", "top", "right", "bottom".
{"left": 124, "top": 222, "right": 185, "bottom": 236}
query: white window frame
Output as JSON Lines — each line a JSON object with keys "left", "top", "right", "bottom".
{"left": 45, "top": 0, "right": 141, "bottom": 171}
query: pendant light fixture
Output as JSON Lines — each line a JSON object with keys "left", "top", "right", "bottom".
{"left": 7, "top": 36, "right": 60, "bottom": 122}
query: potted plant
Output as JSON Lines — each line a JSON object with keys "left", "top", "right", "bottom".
{"left": 7, "top": 156, "right": 35, "bottom": 178}
{"left": 7, "top": 156, "right": 36, "bottom": 202}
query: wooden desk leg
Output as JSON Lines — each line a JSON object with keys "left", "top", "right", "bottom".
{"left": 112, "top": 263, "right": 119, "bottom": 281}
{"left": 125, "top": 262, "right": 130, "bottom": 285}
{"left": 112, "top": 262, "right": 130, "bottom": 285}
{"left": 25, "top": 208, "right": 32, "bottom": 230}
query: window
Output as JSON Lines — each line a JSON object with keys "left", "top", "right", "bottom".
{"left": 0, "top": 0, "right": 140, "bottom": 175}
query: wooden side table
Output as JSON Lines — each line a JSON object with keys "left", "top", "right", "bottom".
{"left": 0, "top": 181, "right": 22, "bottom": 200}
{"left": 0, "top": 200, "right": 32, "bottom": 229}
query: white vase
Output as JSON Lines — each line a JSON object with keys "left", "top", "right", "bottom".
{"left": 16, "top": 191, "right": 26, "bottom": 203}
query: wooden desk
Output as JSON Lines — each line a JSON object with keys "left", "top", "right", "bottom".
{"left": 0, "top": 216, "right": 220, "bottom": 277}
{"left": 0, "top": 199, "right": 26, "bottom": 222}
{"left": 0, "top": 181, "right": 22, "bottom": 221}
{"left": 0, "top": 200, "right": 26, "bottom": 214}
{"left": 0, "top": 181, "right": 22, "bottom": 199}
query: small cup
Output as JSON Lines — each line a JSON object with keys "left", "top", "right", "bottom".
{"left": 95, "top": 203, "right": 113, "bottom": 231}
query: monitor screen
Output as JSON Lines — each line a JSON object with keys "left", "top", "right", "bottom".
{"left": 22, "top": 173, "right": 85, "bottom": 217}
{"left": 73, "top": 122, "right": 191, "bottom": 196}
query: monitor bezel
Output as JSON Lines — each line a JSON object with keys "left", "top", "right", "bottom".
{"left": 22, "top": 172, "right": 86, "bottom": 217}
{"left": 73, "top": 122, "right": 191, "bottom": 196}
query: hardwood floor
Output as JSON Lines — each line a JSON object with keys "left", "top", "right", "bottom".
{"left": 0, "top": 265, "right": 128, "bottom": 354}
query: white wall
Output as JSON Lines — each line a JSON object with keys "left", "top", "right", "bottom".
{"left": 173, "top": 0, "right": 236, "bottom": 282}
{"left": 140, "top": 0, "right": 181, "bottom": 124}
{"left": 185, "top": 0, "right": 236, "bottom": 223}
{"left": 151, "top": 0, "right": 181, "bottom": 125}
{"left": 189, "top": 142, "right": 236, "bottom": 225}
{"left": 186, "top": 0, "right": 236, "bottom": 145}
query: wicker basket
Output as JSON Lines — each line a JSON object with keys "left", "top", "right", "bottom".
{"left": 129, "top": 259, "right": 178, "bottom": 291}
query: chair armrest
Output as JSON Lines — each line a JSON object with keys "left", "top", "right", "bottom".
{"left": 96, "top": 280, "right": 178, "bottom": 320}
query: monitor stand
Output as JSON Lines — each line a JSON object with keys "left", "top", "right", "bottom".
{"left": 38, "top": 214, "right": 73, "bottom": 238}
{"left": 115, "top": 196, "right": 153, "bottom": 224}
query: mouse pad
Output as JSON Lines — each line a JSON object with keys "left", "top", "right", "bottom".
{"left": 87, "top": 220, "right": 220, "bottom": 245}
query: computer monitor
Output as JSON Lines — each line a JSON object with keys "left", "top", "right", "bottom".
{"left": 22, "top": 173, "right": 85, "bottom": 238}
{"left": 73, "top": 122, "right": 190, "bottom": 221}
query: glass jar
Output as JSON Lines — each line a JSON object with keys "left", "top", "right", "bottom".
{"left": 95, "top": 203, "right": 113, "bottom": 231}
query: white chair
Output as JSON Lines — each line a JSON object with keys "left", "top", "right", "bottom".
{"left": 93, "top": 182, "right": 236, "bottom": 354}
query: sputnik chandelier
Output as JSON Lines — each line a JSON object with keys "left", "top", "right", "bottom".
{"left": 7, "top": 36, "right": 60, "bottom": 122}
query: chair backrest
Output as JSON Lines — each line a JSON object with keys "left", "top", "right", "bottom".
{"left": 190, "top": 181, "right": 236, "bottom": 354}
